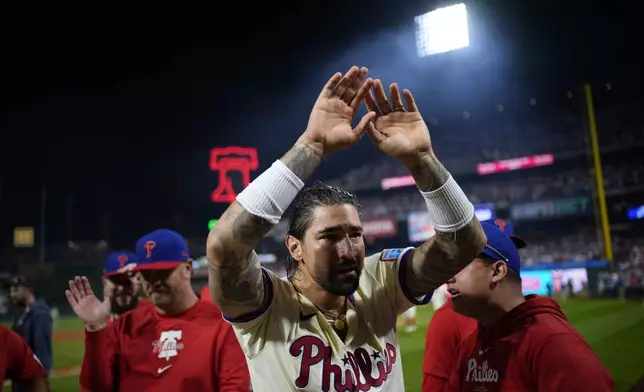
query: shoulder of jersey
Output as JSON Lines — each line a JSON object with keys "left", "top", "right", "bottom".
{"left": 379, "top": 248, "right": 406, "bottom": 262}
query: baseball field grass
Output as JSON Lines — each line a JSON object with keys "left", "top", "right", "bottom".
{"left": 4, "top": 299, "right": 644, "bottom": 391}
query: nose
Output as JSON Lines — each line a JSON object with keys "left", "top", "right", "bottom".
{"left": 336, "top": 237, "right": 358, "bottom": 259}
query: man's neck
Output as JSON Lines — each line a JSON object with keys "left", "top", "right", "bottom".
{"left": 293, "top": 275, "right": 344, "bottom": 312}
{"left": 26, "top": 297, "right": 36, "bottom": 307}
{"left": 156, "top": 291, "right": 199, "bottom": 316}
{"left": 477, "top": 291, "right": 526, "bottom": 327}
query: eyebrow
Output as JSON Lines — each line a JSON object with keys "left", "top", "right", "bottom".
{"left": 317, "top": 225, "right": 363, "bottom": 235}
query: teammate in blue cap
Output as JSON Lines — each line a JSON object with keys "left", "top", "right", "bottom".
{"left": 102, "top": 252, "right": 141, "bottom": 321}
{"left": 67, "top": 229, "right": 249, "bottom": 391}
{"left": 422, "top": 218, "right": 526, "bottom": 391}
{"left": 443, "top": 221, "right": 612, "bottom": 391}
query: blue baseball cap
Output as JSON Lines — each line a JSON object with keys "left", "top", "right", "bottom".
{"left": 134, "top": 229, "right": 191, "bottom": 271}
{"left": 480, "top": 221, "right": 522, "bottom": 275}
{"left": 103, "top": 252, "right": 138, "bottom": 277}
{"left": 490, "top": 218, "right": 527, "bottom": 249}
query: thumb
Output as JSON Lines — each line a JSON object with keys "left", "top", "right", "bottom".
{"left": 366, "top": 121, "right": 386, "bottom": 144}
{"left": 353, "top": 111, "right": 377, "bottom": 140}
{"left": 103, "top": 280, "right": 115, "bottom": 303}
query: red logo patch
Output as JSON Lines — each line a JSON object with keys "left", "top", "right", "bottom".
{"left": 117, "top": 255, "right": 128, "bottom": 267}
{"left": 144, "top": 241, "right": 156, "bottom": 259}
{"left": 494, "top": 218, "right": 507, "bottom": 232}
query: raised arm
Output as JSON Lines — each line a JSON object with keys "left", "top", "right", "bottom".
{"left": 207, "top": 66, "right": 376, "bottom": 319}
{"left": 365, "top": 80, "right": 486, "bottom": 297}
{"left": 206, "top": 143, "right": 321, "bottom": 319}
{"left": 403, "top": 152, "right": 486, "bottom": 295}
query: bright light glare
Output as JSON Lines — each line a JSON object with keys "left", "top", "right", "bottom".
{"left": 415, "top": 3, "right": 470, "bottom": 58}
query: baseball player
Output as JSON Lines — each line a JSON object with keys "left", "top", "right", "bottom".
{"left": 67, "top": 229, "right": 249, "bottom": 391}
{"left": 207, "top": 66, "right": 486, "bottom": 391}
{"left": 422, "top": 219, "right": 526, "bottom": 391}
{"left": 0, "top": 325, "right": 48, "bottom": 392}
{"left": 101, "top": 251, "right": 148, "bottom": 322}
{"left": 444, "top": 222, "right": 612, "bottom": 391}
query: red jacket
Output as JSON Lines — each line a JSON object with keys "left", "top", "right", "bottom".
{"left": 422, "top": 300, "right": 477, "bottom": 392}
{"left": 445, "top": 295, "right": 613, "bottom": 391}
{"left": 0, "top": 325, "right": 46, "bottom": 386}
{"left": 80, "top": 299, "right": 249, "bottom": 392}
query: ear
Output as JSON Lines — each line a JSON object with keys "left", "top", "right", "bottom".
{"left": 490, "top": 261, "right": 508, "bottom": 284}
{"left": 180, "top": 261, "right": 193, "bottom": 279}
{"left": 285, "top": 235, "right": 303, "bottom": 262}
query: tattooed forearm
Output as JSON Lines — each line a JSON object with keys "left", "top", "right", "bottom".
{"left": 281, "top": 140, "right": 323, "bottom": 182}
{"left": 404, "top": 151, "right": 450, "bottom": 192}
{"left": 206, "top": 141, "right": 323, "bottom": 316}
{"left": 405, "top": 217, "right": 486, "bottom": 297}
{"left": 207, "top": 206, "right": 269, "bottom": 316}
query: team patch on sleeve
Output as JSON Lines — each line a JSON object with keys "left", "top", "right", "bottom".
{"left": 380, "top": 248, "right": 404, "bottom": 262}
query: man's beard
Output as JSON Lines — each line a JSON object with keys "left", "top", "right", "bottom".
{"left": 317, "top": 268, "right": 362, "bottom": 296}
{"left": 110, "top": 294, "right": 139, "bottom": 315}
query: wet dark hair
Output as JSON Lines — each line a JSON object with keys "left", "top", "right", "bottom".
{"left": 286, "top": 182, "right": 359, "bottom": 277}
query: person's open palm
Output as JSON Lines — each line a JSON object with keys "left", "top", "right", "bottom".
{"left": 65, "top": 276, "right": 112, "bottom": 327}
{"left": 364, "top": 80, "right": 432, "bottom": 162}
{"left": 301, "top": 66, "right": 377, "bottom": 157}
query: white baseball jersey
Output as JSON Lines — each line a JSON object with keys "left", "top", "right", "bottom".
{"left": 225, "top": 247, "right": 431, "bottom": 392}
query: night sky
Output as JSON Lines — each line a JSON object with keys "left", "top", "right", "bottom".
{"left": 0, "top": 0, "right": 641, "bottom": 248}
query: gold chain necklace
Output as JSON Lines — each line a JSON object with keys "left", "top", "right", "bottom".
{"left": 291, "top": 280, "right": 348, "bottom": 330}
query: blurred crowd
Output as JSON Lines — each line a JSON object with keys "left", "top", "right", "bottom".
{"left": 355, "top": 164, "right": 644, "bottom": 221}
{"left": 330, "top": 102, "right": 644, "bottom": 192}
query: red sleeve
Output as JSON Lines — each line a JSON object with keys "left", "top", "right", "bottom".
{"left": 534, "top": 333, "right": 613, "bottom": 392}
{"left": 4, "top": 326, "right": 47, "bottom": 382}
{"left": 422, "top": 307, "right": 470, "bottom": 392}
{"left": 214, "top": 322, "right": 250, "bottom": 392}
{"left": 79, "top": 324, "right": 120, "bottom": 392}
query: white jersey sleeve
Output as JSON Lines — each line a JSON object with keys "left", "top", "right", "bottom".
{"left": 360, "top": 247, "right": 432, "bottom": 317}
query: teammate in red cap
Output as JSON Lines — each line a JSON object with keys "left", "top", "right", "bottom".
{"left": 66, "top": 229, "right": 250, "bottom": 392}
{"left": 0, "top": 325, "right": 48, "bottom": 392}
{"left": 422, "top": 219, "right": 525, "bottom": 392}
{"left": 442, "top": 221, "right": 612, "bottom": 391}
{"left": 101, "top": 251, "right": 150, "bottom": 323}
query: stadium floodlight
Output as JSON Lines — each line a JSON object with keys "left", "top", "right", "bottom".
{"left": 414, "top": 3, "right": 470, "bottom": 58}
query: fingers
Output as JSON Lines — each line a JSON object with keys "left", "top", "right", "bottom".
{"left": 64, "top": 290, "right": 77, "bottom": 307}
{"left": 81, "top": 276, "right": 94, "bottom": 297}
{"left": 403, "top": 89, "right": 419, "bottom": 112}
{"left": 320, "top": 72, "right": 343, "bottom": 98}
{"left": 366, "top": 122, "right": 386, "bottom": 144}
{"left": 365, "top": 90, "right": 380, "bottom": 115}
{"left": 352, "top": 111, "right": 377, "bottom": 139}
{"left": 373, "top": 79, "right": 392, "bottom": 115}
{"left": 343, "top": 67, "right": 368, "bottom": 106}
{"left": 68, "top": 277, "right": 83, "bottom": 302}
{"left": 390, "top": 83, "right": 406, "bottom": 112}
{"left": 349, "top": 75, "right": 374, "bottom": 112}
{"left": 104, "top": 279, "right": 115, "bottom": 301}
{"left": 333, "top": 66, "right": 360, "bottom": 99}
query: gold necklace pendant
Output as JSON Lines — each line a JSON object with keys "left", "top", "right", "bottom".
{"left": 333, "top": 318, "right": 345, "bottom": 330}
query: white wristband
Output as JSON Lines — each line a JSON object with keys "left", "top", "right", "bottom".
{"left": 420, "top": 174, "right": 475, "bottom": 232}
{"left": 236, "top": 160, "right": 304, "bottom": 225}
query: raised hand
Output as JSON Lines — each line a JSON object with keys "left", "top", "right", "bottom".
{"left": 364, "top": 79, "right": 432, "bottom": 164}
{"left": 65, "top": 276, "right": 112, "bottom": 329}
{"left": 300, "top": 66, "right": 377, "bottom": 158}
